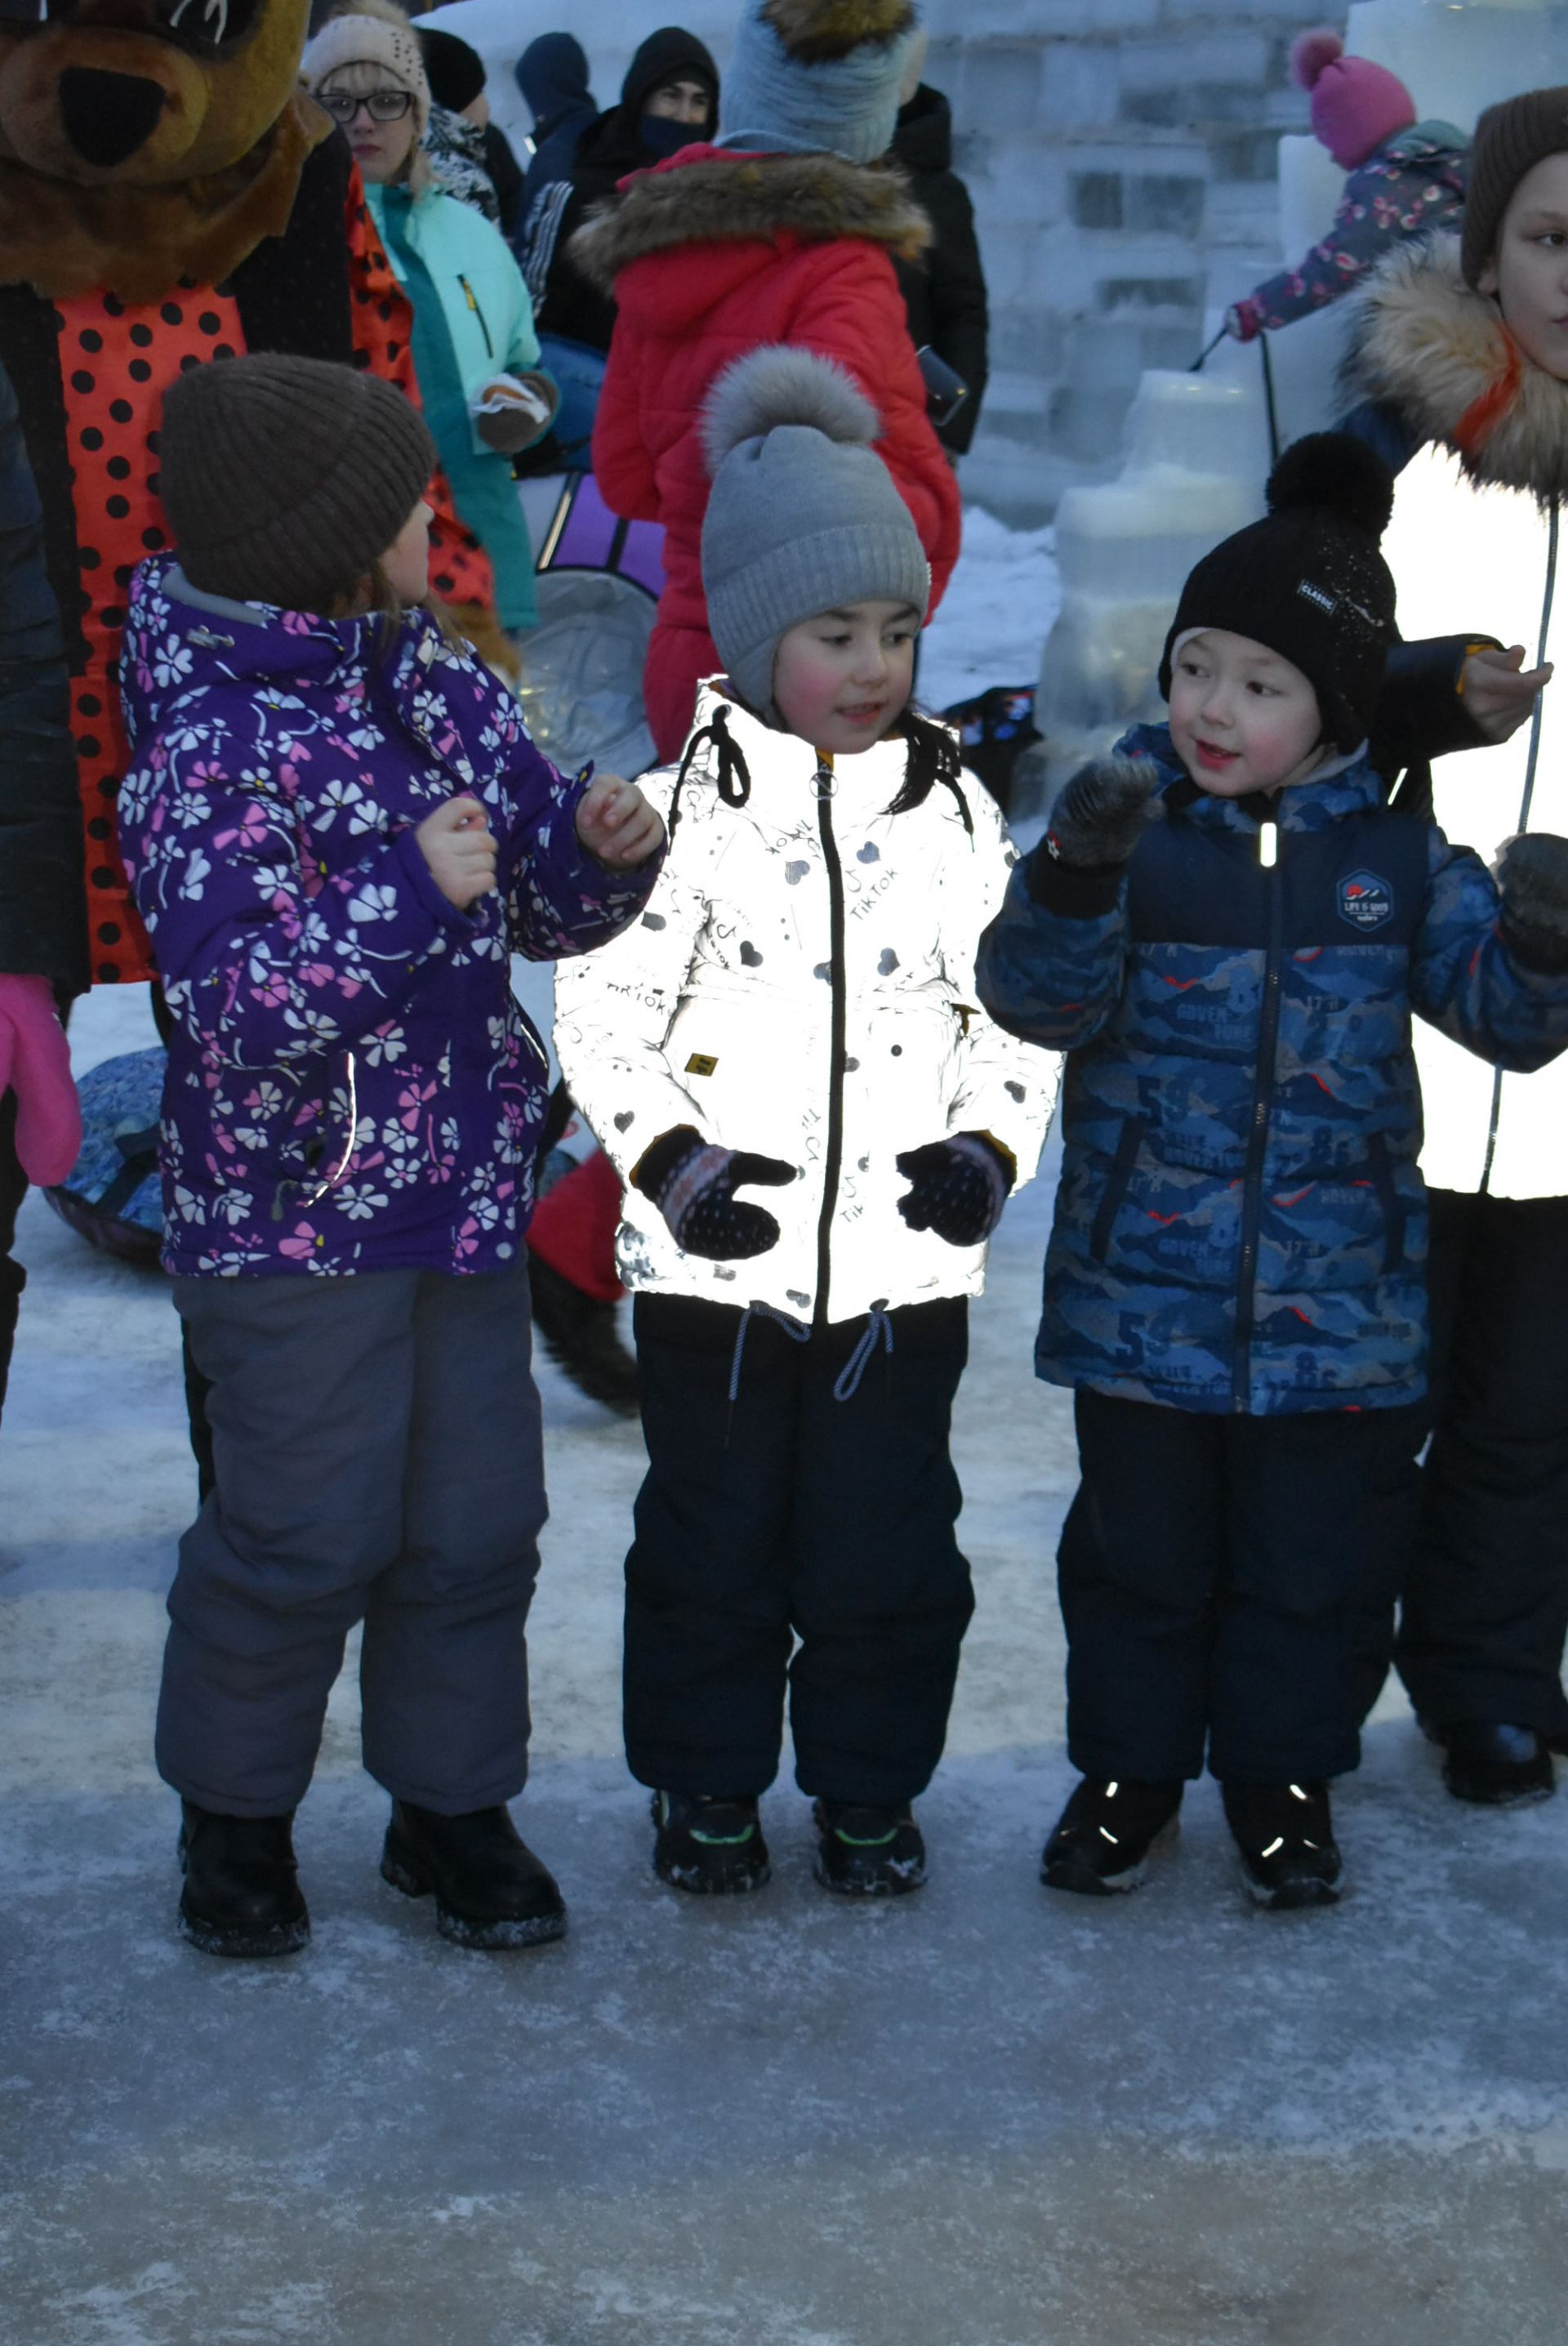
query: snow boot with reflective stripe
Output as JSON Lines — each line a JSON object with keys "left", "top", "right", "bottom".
{"left": 1222, "top": 1779, "right": 1342, "bottom": 1909}
{"left": 1040, "top": 1777, "right": 1183, "bottom": 1896}
{"left": 812, "top": 1801, "right": 926, "bottom": 1897}
{"left": 652, "top": 1791, "right": 771, "bottom": 1894}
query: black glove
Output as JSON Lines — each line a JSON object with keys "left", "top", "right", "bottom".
{"left": 1043, "top": 754, "right": 1165, "bottom": 869}
{"left": 632, "top": 1124, "right": 795, "bottom": 1260}
{"left": 895, "top": 1132, "right": 1014, "bottom": 1248}
{"left": 1498, "top": 832, "right": 1568, "bottom": 975}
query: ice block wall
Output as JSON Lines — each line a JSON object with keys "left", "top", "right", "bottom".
{"left": 1025, "top": 0, "right": 1568, "bottom": 816}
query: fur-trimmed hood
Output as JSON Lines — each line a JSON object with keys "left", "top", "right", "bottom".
{"left": 570, "top": 143, "right": 929, "bottom": 297}
{"left": 1344, "top": 232, "right": 1568, "bottom": 506}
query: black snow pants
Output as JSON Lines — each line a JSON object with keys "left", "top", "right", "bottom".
{"left": 1060, "top": 1387, "right": 1423, "bottom": 1785}
{"left": 624, "top": 1292, "right": 974, "bottom": 1809}
{"left": 1387, "top": 1189, "right": 1568, "bottom": 1738}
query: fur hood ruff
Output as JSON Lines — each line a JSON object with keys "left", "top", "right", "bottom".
{"left": 1345, "top": 234, "right": 1568, "bottom": 506}
{"left": 571, "top": 145, "right": 930, "bottom": 294}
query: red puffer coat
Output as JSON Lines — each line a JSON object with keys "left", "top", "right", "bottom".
{"left": 574, "top": 145, "right": 961, "bottom": 761}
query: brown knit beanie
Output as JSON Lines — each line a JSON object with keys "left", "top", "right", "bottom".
{"left": 1463, "top": 85, "right": 1568, "bottom": 288}
{"left": 158, "top": 355, "right": 436, "bottom": 612}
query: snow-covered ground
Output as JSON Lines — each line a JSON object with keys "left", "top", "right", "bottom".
{"left": 3, "top": 516, "right": 1568, "bottom": 2345}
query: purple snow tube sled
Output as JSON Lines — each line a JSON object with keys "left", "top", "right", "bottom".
{"left": 514, "top": 472, "right": 666, "bottom": 779}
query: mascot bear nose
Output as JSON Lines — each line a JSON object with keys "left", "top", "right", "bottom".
{"left": 59, "top": 69, "right": 168, "bottom": 168}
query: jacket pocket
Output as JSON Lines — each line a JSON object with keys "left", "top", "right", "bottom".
{"left": 1089, "top": 1117, "right": 1143, "bottom": 1264}
{"left": 1365, "top": 1130, "right": 1405, "bottom": 1274}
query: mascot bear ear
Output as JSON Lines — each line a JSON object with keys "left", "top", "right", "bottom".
{"left": 0, "top": 0, "right": 332, "bottom": 302}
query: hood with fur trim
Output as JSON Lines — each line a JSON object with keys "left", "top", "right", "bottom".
{"left": 1344, "top": 232, "right": 1568, "bottom": 506}
{"left": 570, "top": 143, "right": 929, "bottom": 297}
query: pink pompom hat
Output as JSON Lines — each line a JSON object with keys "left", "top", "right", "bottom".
{"left": 1292, "top": 27, "right": 1416, "bottom": 172}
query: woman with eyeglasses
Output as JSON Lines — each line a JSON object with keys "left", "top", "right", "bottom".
{"left": 302, "top": 0, "right": 557, "bottom": 646}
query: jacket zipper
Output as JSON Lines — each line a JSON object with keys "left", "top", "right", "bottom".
{"left": 1232, "top": 820, "right": 1284, "bottom": 1412}
{"left": 1481, "top": 493, "right": 1559, "bottom": 1194}
{"left": 814, "top": 768, "right": 848, "bottom": 1323}
{"left": 459, "top": 274, "right": 494, "bottom": 359}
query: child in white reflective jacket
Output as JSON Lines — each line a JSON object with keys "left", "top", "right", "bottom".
{"left": 555, "top": 346, "right": 1056, "bottom": 1899}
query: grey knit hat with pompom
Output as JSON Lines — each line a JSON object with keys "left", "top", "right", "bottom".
{"left": 699, "top": 344, "right": 930, "bottom": 711}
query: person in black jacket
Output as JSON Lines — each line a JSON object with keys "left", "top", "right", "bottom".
{"left": 0, "top": 355, "right": 84, "bottom": 1421}
{"left": 890, "top": 31, "right": 988, "bottom": 457}
{"left": 516, "top": 33, "right": 599, "bottom": 216}
{"left": 517, "top": 26, "right": 719, "bottom": 464}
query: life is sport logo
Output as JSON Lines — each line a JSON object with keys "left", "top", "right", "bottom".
{"left": 1339, "top": 870, "right": 1394, "bottom": 930}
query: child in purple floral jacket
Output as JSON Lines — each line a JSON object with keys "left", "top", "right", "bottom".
{"left": 118, "top": 353, "right": 663, "bottom": 1962}
{"left": 1226, "top": 29, "right": 1465, "bottom": 345}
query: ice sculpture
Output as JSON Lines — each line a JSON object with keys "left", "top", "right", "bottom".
{"left": 1026, "top": 0, "right": 1566, "bottom": 814}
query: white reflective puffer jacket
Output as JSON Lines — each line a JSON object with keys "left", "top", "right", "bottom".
{"left": 553, "top": 690, "right": 1058, "bottom": 1322}
{"left": 1349, "top": 237, "right": 1568, "bottom": 1202}
{"left": 1384, "top": 444, "right": 1568, "bottom": 1200}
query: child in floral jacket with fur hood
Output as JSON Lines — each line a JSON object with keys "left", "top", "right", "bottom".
{"left": 118, "top": 354, "right": 663, "bottom": 1964}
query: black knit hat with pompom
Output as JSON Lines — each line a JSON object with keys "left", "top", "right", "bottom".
{"left": 1159, "top": 433, "right": 1398, "bottom": 753}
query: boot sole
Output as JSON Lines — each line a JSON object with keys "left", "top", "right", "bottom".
{"left": 1442, "top": 1769, "right": 1555, "bottom": 1809}
{"left": 381, "top": 1849, "right": 568, "bottom": 1950}
{"left": 812, "top": 1850, "right": 925, "bottom": 1898}
{"left": 653, "top": 1851, "right": 772, "bottom": 1895}
{"left": 1241, "top": 1867, "right": 1341, "bottom": 1911}
{"left": 178, "top": 1904, "right": 310, "bottom": 1959}
{"left": 1041, "top": 1813, "right": 1179, "bottom": 1897}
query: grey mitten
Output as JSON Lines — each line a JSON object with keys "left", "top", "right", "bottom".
{"left": 1044, "top": 756, "right": 1165, "bottom": 869}
{"left": 1498, "top": 832, "right": 1568, "bottom": 974}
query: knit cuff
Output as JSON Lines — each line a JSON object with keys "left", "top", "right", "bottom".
{"left": 630, "top": 1124, "right": 705, "bottom": 1202}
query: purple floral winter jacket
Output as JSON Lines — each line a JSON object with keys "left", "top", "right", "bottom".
{"left": 1231, "top": 123, "right": 1468, "bottom": 340}
{"left": 118, "top": 559, "right": 659, "bottom": 1278}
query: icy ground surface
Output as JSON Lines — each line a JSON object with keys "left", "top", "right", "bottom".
{"left": 5, "top": 520, "right": 1568, "bottom": 2344}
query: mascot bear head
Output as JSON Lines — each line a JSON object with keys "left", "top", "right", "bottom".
{"left": 0, "top": 0, "right": 331, "bottom": 300}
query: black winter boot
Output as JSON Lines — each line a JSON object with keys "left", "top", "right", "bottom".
{"left": 177, "top": 1801, "right": 310, "bottom": 1958}
{"left": 1424, "top": 1719, "right": 1555, "bottom": 1807}
{"left": 651, "top": 1791, "right": 771, "bottom": 1894}
{"left": 812, "top": 1801, "right": 926, "bottom": 1898}
{"left": 381, "top": 1801, "right": 568, "bottom": 1949}
{"left": 1040, "top": 1777, "right": 1183, "bottom": 1896}
{"left": 528, "top": 1253, "right": 639, "bottom": 1416}
{"left": 1222, "top": 1780, "right": 1342, "bottom": 1909}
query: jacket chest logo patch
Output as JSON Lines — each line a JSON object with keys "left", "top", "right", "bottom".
{"left": 1338, "top": 870, "right": 1393, "bottom": 931}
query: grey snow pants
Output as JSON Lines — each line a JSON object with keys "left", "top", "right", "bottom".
{"left": 158, "top": 1261, "right": 546, "bottom": 1818}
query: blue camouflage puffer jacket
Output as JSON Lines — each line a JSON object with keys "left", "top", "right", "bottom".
{"left": 977, "top": 725, "right": 1568, "bottom": 1416}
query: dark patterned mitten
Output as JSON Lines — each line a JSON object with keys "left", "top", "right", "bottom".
{"left": 632, "top": 1125, "right": 795, "bottom": 1260}
{"left": 1044, "top": 755, "right": 1165, "bottom": 869}
{"left": 1498, "top": 833, "right": 1568, "bottom": 975}
{"left": 895, "top": 1132, "right": 1015, "bottom": 1248}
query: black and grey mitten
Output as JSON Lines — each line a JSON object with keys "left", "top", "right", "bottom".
{"left": 1498, "top": 833, "right": 1568, "bottom": 975}
{"left": 895, "top": 1132, "right": 1015, "bottom": 1248}
{"left": 1043, "top": 754, "right": 1165, "bottom": 868}
{"left": 632, "top": 1125, "right": 795, "bottom": 1260}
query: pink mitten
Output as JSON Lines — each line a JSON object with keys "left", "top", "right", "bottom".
{"left": 0, "top": 974, "right": 82, "bottom": 1184}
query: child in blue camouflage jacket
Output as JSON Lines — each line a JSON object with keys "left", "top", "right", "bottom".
{"left": 977, "top": 435, "right": 1568, "bottom": 1910}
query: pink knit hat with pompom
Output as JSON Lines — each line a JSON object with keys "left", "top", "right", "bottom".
{"left": 1292, "top": 27, "right": 1415, "bottom": 172}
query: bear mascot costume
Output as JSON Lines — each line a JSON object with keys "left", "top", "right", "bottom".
{"left": 0, "top": 0, "right": 498, "bottom": 992}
